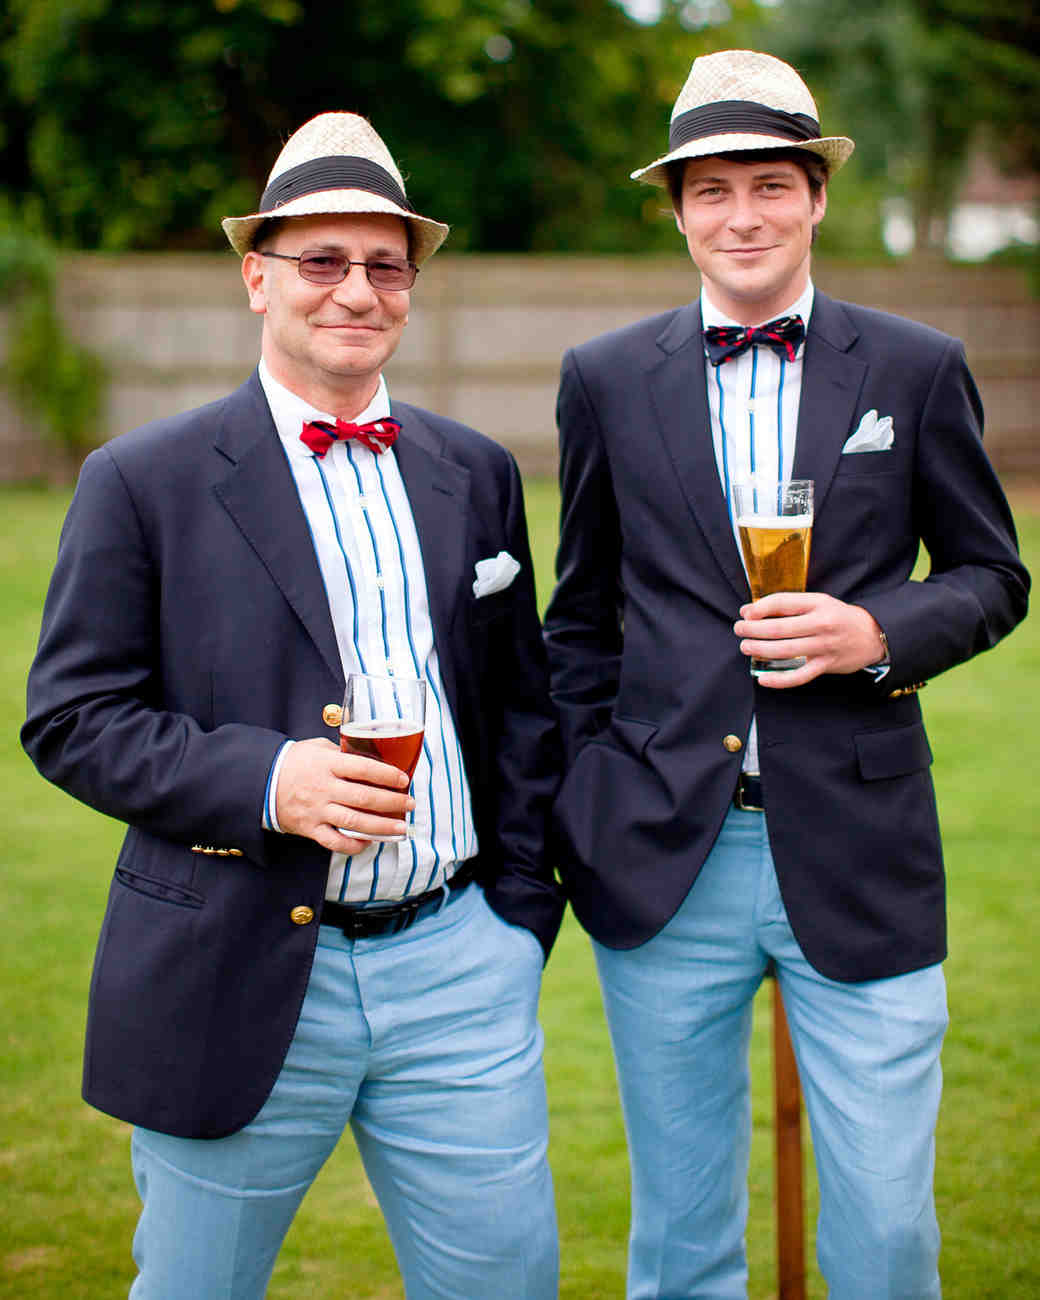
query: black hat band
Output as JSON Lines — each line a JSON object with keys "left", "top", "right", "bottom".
{"left": 259, "top": 156, "right": 415, "bottom": 214}
{"left": 669, "top": 100, "right": 821, "bottom": 151}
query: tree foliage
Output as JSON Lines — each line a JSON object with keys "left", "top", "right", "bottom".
{"left": 0, "top": 200, "right": 108, "bottom": 453}
{"left": 2, "top": 0, "right": 1036, "bottom": 256}
{"left": 0, "top": 0, "right": 763, "bottom": 253}
{"left": 759, "top": 0, "right": 1040, "bottom": 252}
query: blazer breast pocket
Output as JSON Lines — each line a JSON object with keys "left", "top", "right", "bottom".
{"left": 469, "top": 587, "right": 516, "bottom": 627}
{"left": 834, "top": 450, "right": 901, "bottom": 478}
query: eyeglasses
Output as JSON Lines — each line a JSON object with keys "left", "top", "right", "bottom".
{"left": 260, "top": 250, "right": 418, "bottom": 290}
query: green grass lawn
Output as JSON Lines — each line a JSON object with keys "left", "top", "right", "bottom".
{"left": 2, "top": 482, "right": 1037, "bottom": 1298}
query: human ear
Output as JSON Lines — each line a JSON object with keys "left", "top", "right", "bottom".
{"left": 241, "top": 252, "right": 268, "bottom": 316}
{"left": 811, "top": 181, "right": 828, "bottom": 229}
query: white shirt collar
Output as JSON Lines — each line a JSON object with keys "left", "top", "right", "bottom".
{"left": 700, "top": 280, "right": 815, "bottom": 332}
{"left": 258, "top": 359, "right": 392, "bottom": 459}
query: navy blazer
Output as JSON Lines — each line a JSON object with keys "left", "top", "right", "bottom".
{"left": 544, "top": 291, "right": 1029, "bottom": 982}
{"left": 23, "top": 373, "right": 564, "bottom": 1138}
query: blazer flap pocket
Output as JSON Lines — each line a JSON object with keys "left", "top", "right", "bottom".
{"left": 854, "top": 722, "right": 933, "bottom": 782}
{"left": 116, "top": 867, "right": 204, "bottom": 908}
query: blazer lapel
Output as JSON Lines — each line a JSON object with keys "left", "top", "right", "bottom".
{"left": 212, "top": 375, "right": 342, "bottom": 684}
{"left": 792, "top": 292, "right": 868, "bottom": 518}
{"left": 391, "top": 407, "right": 471, "bottom": 721}
{"left": 647, "top": 303, "right": 750, "bottom": 602}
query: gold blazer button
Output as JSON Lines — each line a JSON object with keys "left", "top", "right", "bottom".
{"left": 888, "top": 681, "right": 926, "bottom": 699}
{"left": 723, "top": 734, "right": 743, "bottom": 753}
{"left": 322, "top": 703, "right": 343, "bottom": 728}
{"left": 290, "top": 906, "right": 315, "bottom": 926}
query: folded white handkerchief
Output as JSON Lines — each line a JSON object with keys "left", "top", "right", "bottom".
{"left": 842, "top": 409, "right": 894, "bottom": 453}
{"left": 473, "top": 551, "right": 521, "bottom": 597}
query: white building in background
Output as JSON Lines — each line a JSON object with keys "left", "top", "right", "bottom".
{"left": 883, "top": 151, "right": 1039, "bottom": 260}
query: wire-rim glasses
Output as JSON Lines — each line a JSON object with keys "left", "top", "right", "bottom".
{"left": 260, "top": 250, "right": 418, "bottom": 290}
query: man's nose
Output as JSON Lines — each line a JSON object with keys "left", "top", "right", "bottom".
{"left": 727, "top": 194, "right": 764, "bottom": 234}
{"left": 331, "top": 263, "right": 379, "bottom": 310}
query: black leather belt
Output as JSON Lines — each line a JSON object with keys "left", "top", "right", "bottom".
{"left": 733, "top": 772, "right": 764, "bottom": 812}
{"left": 320, "top": 863, "right": 476, "bottom": 939}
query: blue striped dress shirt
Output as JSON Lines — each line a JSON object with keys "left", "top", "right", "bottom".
{"left": 702, "top": 282, "right": 814, "bottom": 773}
{"left": 259, "top": 361, "right": 476, "bottom": 904}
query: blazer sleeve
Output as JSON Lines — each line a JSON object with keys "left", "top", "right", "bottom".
{"left": 542, "top": 348, "right": 625, "bottom": 767}
{"left": 855, "top": 337, "right": 1029, "bottom": 685}
{"left": 472, "top": 450, "right": 566, "bottom": 960}
{"left": 21, "top": 445, "right": 284, "bottom": 861}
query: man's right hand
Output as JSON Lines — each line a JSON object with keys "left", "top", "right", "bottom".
{"left": 275, "top": 737, "right": 415, "bottom": 853}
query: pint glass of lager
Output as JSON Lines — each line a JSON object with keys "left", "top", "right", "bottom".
{"left": 732, "top": 478, "right": 814, "bottom": 675}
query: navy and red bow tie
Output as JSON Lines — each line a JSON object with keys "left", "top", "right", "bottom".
{"left": 300, "top": 417, "right": 401, "bottom": 458}
{"left": 703, "top": 314, "right": 805, "bottom": 366}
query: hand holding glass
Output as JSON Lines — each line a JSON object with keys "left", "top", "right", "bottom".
{"left": 733, "top": 479, "right": 814, "bottom": 676}
{"left": 339, "top": 673, "right": 426, "bottom": 842}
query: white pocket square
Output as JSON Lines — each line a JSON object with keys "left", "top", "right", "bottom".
{"left": 842, "top": 409, "right": 894, "bottom": 453}
{"left": 473, "top": 551, "right": 521, "bottom": 597}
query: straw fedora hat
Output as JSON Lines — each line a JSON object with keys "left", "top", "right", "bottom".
{"left": 631, "top": 49, "right": 854, "bottom": 186}
{"left": 222, "top": 112, "right": 449, "bottom": 264}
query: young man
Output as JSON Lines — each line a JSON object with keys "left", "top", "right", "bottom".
{"left": 23, "top": 113, "right": 563, "bottom": 1299}
{"left": 543, "top": 49, "right": 1029, "bottom": 1300}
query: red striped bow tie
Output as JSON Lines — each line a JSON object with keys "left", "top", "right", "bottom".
{"left": 703, "top": 315, "right": 805, "bottom": 366}
{"left": 300, "top": 417, "right": 401, "bottom": 457}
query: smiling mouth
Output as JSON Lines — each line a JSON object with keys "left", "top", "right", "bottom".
{"left": 318, "top": 322, "right": 382, "bottom": 333}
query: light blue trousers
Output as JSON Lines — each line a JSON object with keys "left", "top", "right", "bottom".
{"left": 594, "top": 807, "right": 947, "bottom": 1300}
{"left": 129, "top": 884, "right": 558, "bottom": 1299}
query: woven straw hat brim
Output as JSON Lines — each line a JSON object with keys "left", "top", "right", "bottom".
{"left": 632, "top": 131, "right": 854, "bottom": 186}
{"left": 221, "top": 191, "right": 449, "bottom": 265}
{"left": 631, "top": 49, "right": 854, "bottom": 186}
{"left": 221, "top": 111, "right": 449, "bottom": 264}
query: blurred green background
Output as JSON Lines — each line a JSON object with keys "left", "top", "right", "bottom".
{"left": 2, "top": 0, "right": 1037, "bottom": 262}
{"left": 1, "top": 1, "right": 1037, "bottom": 1294}
{"left": 2, "top": 483, "right": 1037, "bottom": 1297}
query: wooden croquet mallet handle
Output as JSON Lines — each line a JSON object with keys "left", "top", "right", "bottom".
{"left": 772, "top": 977, "right": 806, "bottom": 1300}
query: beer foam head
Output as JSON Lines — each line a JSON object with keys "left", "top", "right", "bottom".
{"left": 736, "top": 512, "right": 812, "bottom": 528}
{"left": 341, "top": 718, "right": 424, "bottom": 736}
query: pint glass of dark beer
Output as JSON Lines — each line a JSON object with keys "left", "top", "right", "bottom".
{"left": 340, "top": 672, "right": 426, "bottom": 840}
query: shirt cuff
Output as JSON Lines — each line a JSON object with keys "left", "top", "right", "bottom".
{"left": 262, "top": 740, "right": 295, "bottom": 832}
{"left": 863, "top": 624, "right": 891, "bottom": 683}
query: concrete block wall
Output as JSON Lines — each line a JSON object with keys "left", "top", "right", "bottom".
{"left": 1, "top": 254, "right": 1036, "bottom": 482}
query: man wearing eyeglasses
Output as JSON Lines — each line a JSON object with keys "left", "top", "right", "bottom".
{"left": 23, "top": 113, "right": 563, "bottom": 1299}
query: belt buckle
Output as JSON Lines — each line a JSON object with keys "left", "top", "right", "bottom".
{"left": 336, "top": 879, "right": 455, "bottom": 939}
{"left": 339, "top": 899, "right": 411, "bottom": 939}
{"left": 735, "top": 775, "right": 764, "bottom": 813}
{"left": 387, "top": 894, "right": 427, "bottom": 934}
{"left": 338, "top": 908, "right": 375, "bottom": 939}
